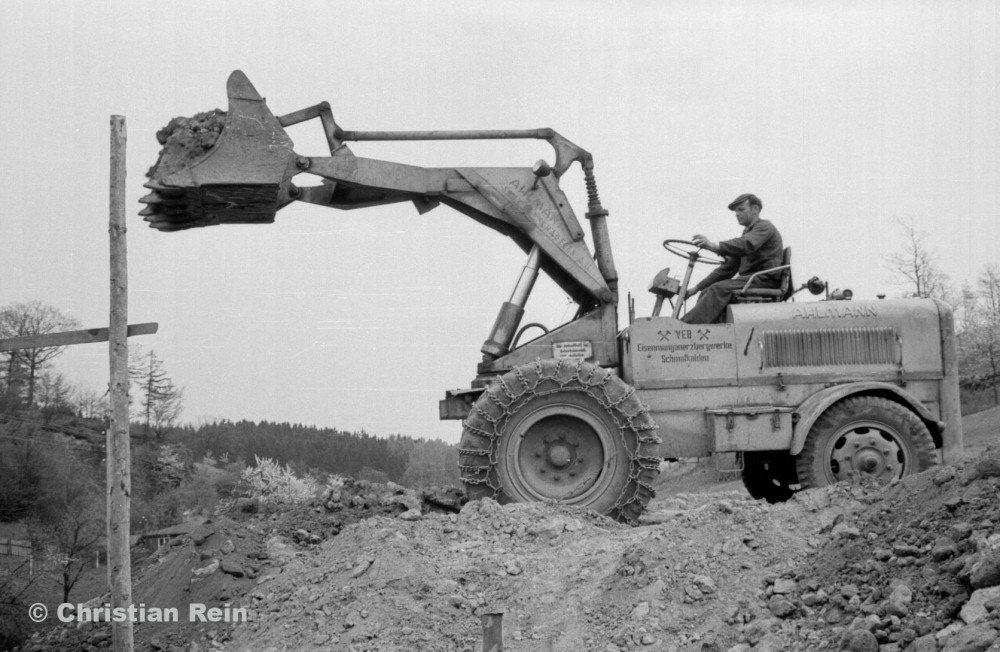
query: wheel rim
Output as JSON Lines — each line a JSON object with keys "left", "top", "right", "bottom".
{"left": 501, "top": 398, "right": 619, "bottom": 504}
{"left": 824, "top": 420, "right": 908, "bottom": 482}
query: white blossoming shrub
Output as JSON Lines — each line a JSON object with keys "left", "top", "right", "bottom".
{"left": 240, "top": 456, "right": 320, "bottom": 505}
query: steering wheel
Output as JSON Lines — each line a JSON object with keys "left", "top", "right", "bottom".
{"left": 662, "top": 239, "right": 725, "bottom": 266}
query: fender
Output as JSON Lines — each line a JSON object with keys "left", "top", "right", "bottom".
{"left": 790, "top": 382, "right": 944, "bottom": 455}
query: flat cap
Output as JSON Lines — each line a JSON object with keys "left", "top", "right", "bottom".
{"left": 728, "top": 193, "right": 762, "bottom": 211}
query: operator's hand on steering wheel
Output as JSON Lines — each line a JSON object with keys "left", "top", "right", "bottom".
{"left": 692, "top": 234, "right": 718, "bottom": 252}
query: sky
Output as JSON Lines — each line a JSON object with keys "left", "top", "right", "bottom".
{"left": 1, "top": 1, "right": 997, "bottom": 444}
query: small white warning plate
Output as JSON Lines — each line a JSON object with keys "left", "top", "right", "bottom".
{"left": 552, "top": 341, "right": 592, "bottom": 362}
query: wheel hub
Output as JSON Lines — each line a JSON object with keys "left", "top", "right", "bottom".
{"left": 546, "top": 442, "right": 574, "bottom": 469}
{"left": 503, "top": 401, "right": 616, "bottom": 504}
{"left": 830, "top": 426, "right": 903, "bottom": 482}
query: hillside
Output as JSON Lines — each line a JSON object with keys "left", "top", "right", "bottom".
{"left": 9, "top": 408, "right": 1000, "bottom": 652}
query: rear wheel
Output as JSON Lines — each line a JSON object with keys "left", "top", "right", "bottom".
{"left": 795, "top": 396, "right": 937, "bottom": 489}
{"left": 459, "top": 360, "right": 661, "bottom": 524}
{"left": 742, "top": 452, "right": 798, "bottom": 503}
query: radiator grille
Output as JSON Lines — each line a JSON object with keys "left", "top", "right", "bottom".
{"left": 761, "top": 327, "right": 898, "bottom": 368}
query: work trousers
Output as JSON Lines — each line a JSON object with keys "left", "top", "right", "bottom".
{"left": 680, "top": 276, "right": 779, "bottom": 324}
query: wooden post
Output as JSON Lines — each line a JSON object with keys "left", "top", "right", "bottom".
{"left": 108, "top": 114, "right": 134, "bottom": 651}
{"left": 481, "top": 612, "right": 503, "bottom": 652}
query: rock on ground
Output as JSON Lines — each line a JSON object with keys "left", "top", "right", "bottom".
{"left": 13, "top": 435, "right": 1000, "bottom": 652}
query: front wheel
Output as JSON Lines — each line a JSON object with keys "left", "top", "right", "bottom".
{"left": 458, "top": 360, "right": 661, "bottom": 524}
{"left": 795, "top": 396, "right": 937, "bottom": 489}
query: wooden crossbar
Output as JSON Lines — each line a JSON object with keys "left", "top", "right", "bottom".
{"left": 0, "top": 322, "right": 157, "bottom": 352}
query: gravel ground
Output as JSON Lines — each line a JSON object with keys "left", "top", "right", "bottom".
{"left": 12, "top": 410, "right": 999, "bottom": 652}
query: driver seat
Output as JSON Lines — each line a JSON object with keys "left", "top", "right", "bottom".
{"left": 733, "top": 247, "right": 793, "bottom": 303}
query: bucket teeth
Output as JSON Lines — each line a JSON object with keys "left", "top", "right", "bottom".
{"left": 139, "top": 184, "right": 286, "bottom": 231}
{"left": 141, "top": 181, "right": 185, "bottom": 198}
{"left": 138, "top": 189, "right": 197, "bottom": 231}
{"left": 140, "top": 189, "right": 186, "bottom": 209}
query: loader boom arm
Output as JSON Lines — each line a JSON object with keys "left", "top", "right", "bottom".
{"left": 298, "top": 152, "right": 614, "bottom": 307}
{"left": 141, "top": 71, "right": 619, "bottom": 312}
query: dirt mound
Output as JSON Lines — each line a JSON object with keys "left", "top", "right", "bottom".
{"left": 220, "top": 489, "right": 816, "bottom": 652}
{"left": 8, "top": 479, "right": 464, "bottom": 652}
{"left": 12, "top": 426, "right": 1000, "bottom": 652}
{"left": 758, "top": 446, "right": 1000, "bottom": 651}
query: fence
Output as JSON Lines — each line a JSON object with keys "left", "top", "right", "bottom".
{"left": 0, "top": 538, "right": 32, "bottom": 558}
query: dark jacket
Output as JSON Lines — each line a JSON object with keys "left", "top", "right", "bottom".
{"left": 693, "top": 218, "right": 784, "bottom": 293}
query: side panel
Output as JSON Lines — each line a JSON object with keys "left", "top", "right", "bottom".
{"left": 479, "top": 303, "right": 618, "bottom": 378}
{"left": 627, "top": 317, "right": 786, "bottom": 458}
{"left": 730, "top": 299, "right": 944, "bottom": 386}
{"left": 632, "top": 379, "right": 947, "bottom": 458}
{"left": 625, "top": 317, "right": 738, "bottom": 387}
{"left": 623, "top": 299, "right": 952, "bottom": 459}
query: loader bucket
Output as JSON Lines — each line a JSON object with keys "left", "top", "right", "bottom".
{"left": 140, "top": 70, "right": 296, "bottom": 231}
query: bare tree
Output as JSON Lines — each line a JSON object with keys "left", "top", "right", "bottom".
{"left": 131, "top": 348, "right": 184, "bottom": 439}
{"left": 36, "top": 371, "right": 73, "bottom": 414}
{"left": 0, "top": 558, "right": 39, "bottom": 650}
{"left": 0, "top": 301, "right": 80, "bottom": 407}
{"left": 959, "top": 264, "right": 1000, "bottom": 405}
{"left": 73, "top": 386, "right": 110, "bottom": 420}
{"left": 28, "top": 444, "right": 104, "bottom": 604}
{"left": 978, "top": 264, "right": 1000, "bottom": 318}
{"left": 884, "top": 217, "right": 952, "bottom": 300}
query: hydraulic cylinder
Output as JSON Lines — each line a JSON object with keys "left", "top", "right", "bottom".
{"left": 481, "top": 246, "right": 541, "bottom": 359}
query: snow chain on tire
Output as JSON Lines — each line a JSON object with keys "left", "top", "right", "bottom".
{"left": 458, "top": 359, "right": 661, "bottom": 525}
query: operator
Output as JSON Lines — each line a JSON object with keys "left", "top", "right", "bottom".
{"left": 680, "top": 193, "right": 784, "bottom": 324}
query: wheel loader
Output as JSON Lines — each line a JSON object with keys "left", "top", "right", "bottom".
{"left": 141, "top": 71, "right": 963, "bottom": 523}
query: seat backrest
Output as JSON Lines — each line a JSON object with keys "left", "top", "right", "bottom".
{"left": 734, "top": 247, "right": 793, "bottom": 303}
